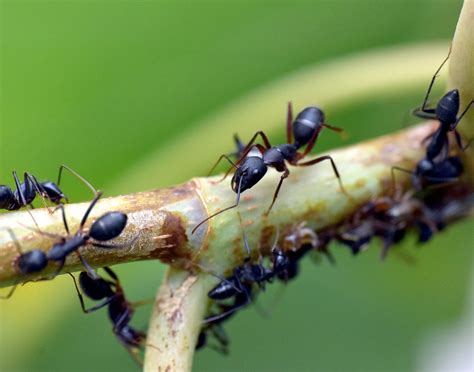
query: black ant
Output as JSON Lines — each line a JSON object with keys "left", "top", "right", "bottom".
{"left": 203, "top": 214, "right": 275, "bottom": 323}
{"left": 1, "top": 192, "right": 133, "bottom": 298}
{"left": 392, "top": 153, "right": 464, "bottom": 192}
{"left": 412, "top": 49, "right": 473, "bottom": 161}
{"left": 0, "top": 165, "right": 95, "bottom": 212}
{"left": 192, "top": 103, "right": 347, "bottom": 233}
{"left": 69, "top": 267, "right": 153, "bottom": 365}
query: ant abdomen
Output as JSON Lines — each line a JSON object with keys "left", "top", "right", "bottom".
{"left": 79, "top": 271, "right": 115, "bottom": 300}
{"left": 292, "top": 106, "right": 325, "bottom": 148}
{"left": 208, "top": 280, "right": 237, "bottom": 300}
{"left": 89, "top": 212, "right": 128, "bottom": 241}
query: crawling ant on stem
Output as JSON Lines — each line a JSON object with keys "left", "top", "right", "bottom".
{"left": 412, "top": 48, "right": 473, "bottom": 161}
{"left": 204, "top": 217, "right": 274, "bottom": 323}
{"left": 192, "top": 103, "right": 348, "bottom": 233}
{"left": 69, "top": 267, "right": 156, "bottom": 365}
{"left": 0, "top": 165, "right": 95, "bottom": 212}
{"left": 1, "top": 192, "right": 135, "bottom": 298}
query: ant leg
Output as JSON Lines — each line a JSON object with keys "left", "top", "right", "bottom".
{"left": 25, "top": 173, "right": 52, "bottom": 212}
{"left": 0, "top": 227, "right": 24, "bottom": 255}
{"left": 322, "top": 123, "right": 344, "bottom": 133}
{"left": 419, "top": 46, "right": 451, "bottom": 113}
{"left": 452, "top": 100, "right": 473, "bottom": 130}
{"left": 103, "top": 266, "right": 119, "bottom": 282}
{"left": 207, "top": 154, "right": 238, "bottom": 180}
{"left": 76, "top": 252, "right": 100, "bottom": 280}
{"left": 237, "top": 212, "right": 251, "bottom": 257}
{"left": 130, "top": 298, "right": 155, "bottom": 308}
{"left": 296, "top": 127, "right": 323, "bottom": 159}
{"left": 12, "top": 171, "right": 29, "bottom": 207}
{"left": 193, "top": 262, "right": 242, "bottom": 294}
{"left": 297, "top": 155, "right": 347, "bottom": 195}
{"left": 390, "top": 166, "right": 414, "bottom": 197}
{"left": 412, "top": 108, "right": 437, "bottom": 120}
{"left": 286, "top": 101, "right": 293, "bottom": 144}
{"left": 68, "top": 273, "right": 115, "bottom": 313}
{"left": 209, "top": 324, "right": 230, "bottom": 354}
{"left": 264, "top": 168, "right": 289, "bottom": 216}
{"left": 454, "top": 130, "right": 472, "bottom": 151}
{"left": 79, "top": 191, "right": 103, "bottom": 229}
{"left": 232, "top": 134, "right": 246, "bottom": 158}
{"left": 203, "top": 290, "right": 251, "bottom": 324}
{"left": 91, "top": 233, "right": 140, "bottom": 249}
{"left": 57, "top": 164, "right": 98, "bottom": 197}
{"left": 0, "top": 285, "right": 18, "bottom": 300}
{"left": 191, "top": 176, "right": 244, "bottom": 234}
{"left": 54, "top": 204, "right": 70, "bottom": 235}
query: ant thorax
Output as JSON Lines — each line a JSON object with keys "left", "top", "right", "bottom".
{"left": 263, "top": 144, "right": 297, "bottom": 167}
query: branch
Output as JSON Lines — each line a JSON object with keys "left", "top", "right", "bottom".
{"left": 0, "top": 122, "right": 438, "bottom": 289}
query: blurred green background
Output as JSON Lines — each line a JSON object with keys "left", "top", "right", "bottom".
{"left": 0, "top": 0, "right": 472, "bottom": 371}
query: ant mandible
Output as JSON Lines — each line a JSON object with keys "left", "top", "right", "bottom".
{"left": 412, "top": 48, "right": 473, "bottom": 161}
{"left": 69, "top": 267, "right": 153, "bottom": 365}
{"left": 192, "top": 102, "right": 347, "bottom": 233}
{"left": 0, "top": 165, "right": 95, "bottom": 212}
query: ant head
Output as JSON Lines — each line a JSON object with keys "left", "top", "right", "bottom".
{"left": 89, "top": 212, "right": 128, "bottom": 241}
{"left": 436, "top": 89, "right": 459, "bottom": 125}
{"left": 79, "top": 271, "right": 115, "bottom": 300}
{"left": 41, "top": 181, "right": 66, "bottom": 203}
{"left": 231, "top": 157, "right": 267, "bottom": 193}
{"left": 293, "top": 107, "right": 325, "bottom": 147}
{"left": 17, "top": 250, "right": 47, "bottom": 274}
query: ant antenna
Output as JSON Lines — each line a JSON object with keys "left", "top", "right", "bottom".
{"left": 237, "top": 212, "right": 251, "bottom": 257}
{"left": 57, "top": 164, "right": 98, "bottom": 197}
{"left": 420, "top": 45, "right": 452, "bottom": 112}
{"left": 191, "top": 177, "right": 244, "bottom": 234}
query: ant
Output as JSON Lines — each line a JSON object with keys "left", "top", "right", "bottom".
{"left": 203, "top": 214, "right": 275, "bottom": 323}
{"left": 0, "top": 165, "right": 95, "bottom": 212}
{"left": 392, "top": 152, "right": 464, "bottom": 192}
{"left": 1, "top": 192, "right": 133, "bottom": 299}
{"left": 412, "top": 49, "right": 473, "bottom": 161}
{"left": 192, "top": 103, "right": 347, "bottom": 233}
{"left": 69, "top": 267, "right": 153, "bottom": 365}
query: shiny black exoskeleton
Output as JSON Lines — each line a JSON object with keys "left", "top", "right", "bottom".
{"left": 69, "top": 267, "right": 147, "bottom": 364}
{"left": 0, "top": 171, "right": 66, "bottom": 211}
{"left": 193, "top": 102, "right": 346, "bottom": 233}
{"left": 412, "top": 156, "right": 463, "bottom": 190}
{"left": 413, "top": 51, "right": 473, "bottom": 161}
{"left": 204, "top": 217, "right": 274, "bottom": 323}
{"left": 1, "top": 193, "right": 131, "bottom": 299}
{"left": 23, "top": 192, "right": 130, "bottom": 278}
{"left": 0, "top": 165, "right": 96, "bottom": 212}
{"left": 42, "top": 192, "right": 130, "bottom": 277}
{"left": 393, "top": 155, "right": 464, "bottom": 192}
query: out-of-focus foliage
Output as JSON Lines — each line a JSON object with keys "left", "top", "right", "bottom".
{"left": 0, "top": 1, "right": 472, "bottom": 371}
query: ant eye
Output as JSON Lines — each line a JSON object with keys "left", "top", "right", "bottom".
{"left": 252, "top": 169, "right": 259, "bottom": 175}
